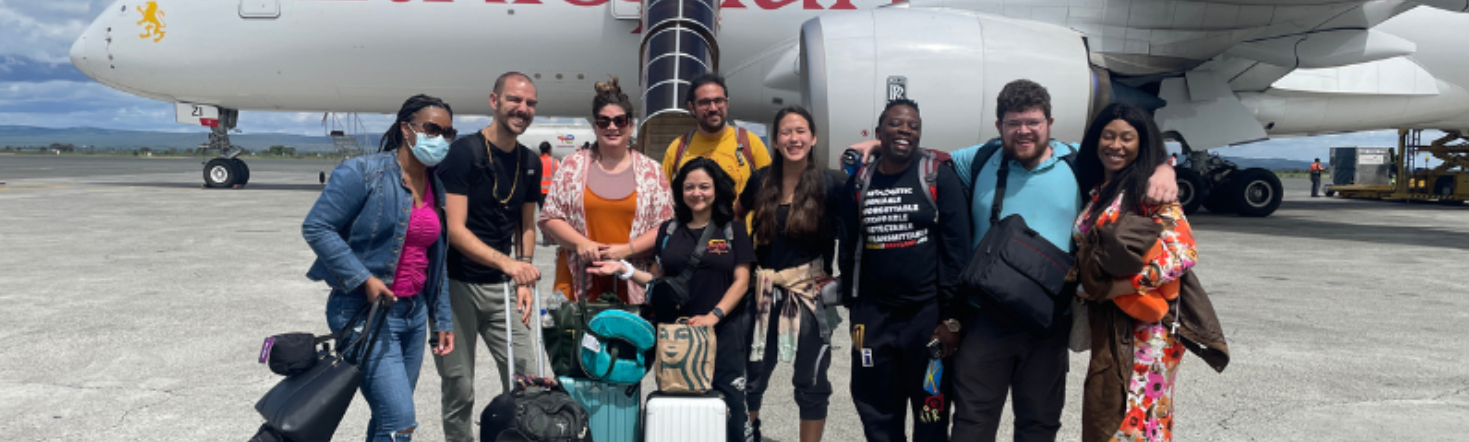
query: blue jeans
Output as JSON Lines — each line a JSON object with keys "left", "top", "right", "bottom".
{"left": 328, "top": 292, "right": 428, "bottom": 442}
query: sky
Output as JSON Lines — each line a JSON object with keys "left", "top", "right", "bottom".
{"left": 0, "top": 0, "right": 1408, "bottom": 161}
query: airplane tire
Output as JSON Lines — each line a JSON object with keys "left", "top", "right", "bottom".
{"left": 1231, "top": 168, "right": 1283, "bottom": 217}
{"left": 203, "top": 158, "right": 238, "bottom": 188}
{"left": 230, "top": 158, "right": 250, "bottom": 186}
{"left": 1176, "top": 168, "right": 1205, "bottom": 214}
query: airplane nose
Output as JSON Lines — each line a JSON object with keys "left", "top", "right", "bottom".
{"left": 70, "top": 22, "right": 98, "bottom": 80}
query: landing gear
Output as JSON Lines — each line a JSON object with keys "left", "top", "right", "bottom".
{"left": 199, "top": 109, "right": 249, "bottom": 188}
{"left": 1177, "top": 143, "right": 1285, "bottom": 217}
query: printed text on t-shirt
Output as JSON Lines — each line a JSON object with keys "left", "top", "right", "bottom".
{"left": 862, "top": 187, "right": 928, "bottom": 249}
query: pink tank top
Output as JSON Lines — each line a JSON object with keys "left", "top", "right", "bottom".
{"left": 390, "top": 181, "right": 440, "bottom": 297}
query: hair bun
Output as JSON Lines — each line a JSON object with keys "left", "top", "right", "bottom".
{"left": 595, "top": 76, "right": 629, "bottom": 102}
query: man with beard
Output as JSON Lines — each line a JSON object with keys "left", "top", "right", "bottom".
{"left": 434, "top": 71, "right": 544, "bottom": 442}
{"left": 947, "top": 79, "right": 1175, "bottom": 442}
{"left": 662, "top": 73, "right": 772, "bottom": 196}
{"left": 838, "top": 99, "right": 971, "bottom": 442}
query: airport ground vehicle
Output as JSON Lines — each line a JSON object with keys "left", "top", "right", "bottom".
{"left": 1329, "top": 129, "right": 1469, "bottom": 203}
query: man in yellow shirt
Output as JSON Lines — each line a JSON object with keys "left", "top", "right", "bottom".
{"left": 662, "top": 73, "right": 772, "bottom": 195}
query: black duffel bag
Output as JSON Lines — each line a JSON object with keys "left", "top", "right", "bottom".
{"left": 961, "top": 155, "right": 1074, "bottom": 336}
{"left": 255, "top": 299, "right": 388, "bottom": 442}
{"left": 481, "top": 378, "right": 591, "bottom": 442}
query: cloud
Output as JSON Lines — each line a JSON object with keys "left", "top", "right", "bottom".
{"left": 0, "top": 0, "right": 109, "bottom": 64}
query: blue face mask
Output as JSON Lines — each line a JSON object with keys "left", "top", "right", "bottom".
{"left": 410, "top": 132, "right": 449, "bottom": 167}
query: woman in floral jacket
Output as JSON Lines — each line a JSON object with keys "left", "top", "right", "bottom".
{"left": 1072, "top": 103, "right": 1199, "bottom": 442}
{"left": 538, "top": 77, "right": 674, "bottom": 304}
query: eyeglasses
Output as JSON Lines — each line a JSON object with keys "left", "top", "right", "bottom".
{"left": 594, "top": 115, "right": 630, "bottom": 129}
{"left": 1001, "top": 119, "right": 1045, "bottom": 131}
{"left": 694, "top": 97, "right": 728, "bottom": 108}
{"left": 409, "top": 121, "right": 458, "bottom": 140}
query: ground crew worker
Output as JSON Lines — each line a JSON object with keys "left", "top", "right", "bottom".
{"left": 1310, "top": 158, "right": 1325, "bottom": 197}
{"left": 539, "top": 141, "right": 557, "bottom": 244}
{"left": 662, "top": 73, "right": 772, "bottom": 195}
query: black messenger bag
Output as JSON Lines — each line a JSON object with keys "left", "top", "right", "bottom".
{"left": 961, "top": 154, "right": 1075, "bottom": 336}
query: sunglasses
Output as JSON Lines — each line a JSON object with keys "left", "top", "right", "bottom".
{"left": 594, "top": 115, "right": 630, "bottom": 129}
{"left": 409, "top": 121, "right": 458, "bottom": 140}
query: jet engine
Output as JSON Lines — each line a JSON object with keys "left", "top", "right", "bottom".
{"left": 799, "top": 8, "right": 1099, "bottom": 170}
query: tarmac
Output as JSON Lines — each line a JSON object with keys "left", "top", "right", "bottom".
{"left": 1, "top": 154, "right": 1467, "bottom": 441}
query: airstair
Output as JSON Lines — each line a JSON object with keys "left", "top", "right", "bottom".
{"left": 634, "top": 0, "right": 721, "bottom": 161}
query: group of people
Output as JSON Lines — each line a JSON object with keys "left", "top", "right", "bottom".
{"left": 300, "top": 69, "right": 1219, "bottom": 442}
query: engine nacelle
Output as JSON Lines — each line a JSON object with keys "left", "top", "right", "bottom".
{"left": 800, "top": 8, "right": 1095, "bottom": 170}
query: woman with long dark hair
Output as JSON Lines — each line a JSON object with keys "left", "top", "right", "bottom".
{"left": 538, "top": 76, "right": 674, "bottom": 304}
{"left": 736, "top": 106, "right": 842, "bottom": 442}
{"left": 1071, "top": 103, "right": 1198, "bottom": 442}
{"left": 302, "top": 94, "right": 458, "bottom": 441}
{"left": 587, "top": 158, "right": 755, "bottom": 442}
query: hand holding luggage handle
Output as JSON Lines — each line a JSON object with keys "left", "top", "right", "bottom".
{"left": 503, "top": 280, "right": 550, "bottom": 389}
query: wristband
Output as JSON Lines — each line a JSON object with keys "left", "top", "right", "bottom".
{"left": 711, "top": 307, "right": 726, "bottom": 320}
{"left": 617, "top": 259, "right": 635, "bottom": 281}
{"left": 516, "top": 256, "right": 533, "bottom": 263}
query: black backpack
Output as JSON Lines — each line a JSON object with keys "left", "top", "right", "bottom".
{"left": 480, "top": 381, "right": 590, "bottom": 442}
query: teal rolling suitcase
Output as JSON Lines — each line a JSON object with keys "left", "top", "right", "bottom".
{"left": 557, "top": 376, "right": 641, "bottom": 442}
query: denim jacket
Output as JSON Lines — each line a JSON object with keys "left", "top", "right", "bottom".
{"left": 303, "top": 151, "right": 453, "bottom": 332}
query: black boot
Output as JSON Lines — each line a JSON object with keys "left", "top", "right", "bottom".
{"left": 751, "top": 418, "right": 762, "bottom": 442}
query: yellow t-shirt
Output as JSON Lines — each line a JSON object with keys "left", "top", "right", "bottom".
{"left": 662, "top": 126, "right": 772, "bottom": 196}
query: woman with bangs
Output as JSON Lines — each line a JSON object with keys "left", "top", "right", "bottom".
{"left": 589, "top": 158, "right": 756, "bottom": 442}
{"left": 736, "top": 106, "right": 844, "bottom": 442}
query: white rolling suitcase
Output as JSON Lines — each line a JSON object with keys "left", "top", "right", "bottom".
{"left": 643, "top": 391, "right": 727, "bottom": 442}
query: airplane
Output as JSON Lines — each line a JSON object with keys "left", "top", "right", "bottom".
{"left": 70, "top": 0, "right": 1469, "bottom": 216}
{"left": 518, "top": 125, "right": 597, "bottom": 159}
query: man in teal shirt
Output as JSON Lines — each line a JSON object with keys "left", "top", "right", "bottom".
{"left": 947, "top": 80, "right": 1175, "bottom": 442}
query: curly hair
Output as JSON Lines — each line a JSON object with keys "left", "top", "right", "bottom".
{"left": 995, "top": 79, "right": 1051, "bottom": 120}
{"left": 881, "top": 98, "right": 920, "bottom": 121}
{"left": 671, "top": 157, "right": 737, "bottom": 227}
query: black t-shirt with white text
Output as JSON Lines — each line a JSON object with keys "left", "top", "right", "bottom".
{"left": 653, "top": 220, "right": 756, "bottom": 323}
{"left": 438, "top": 131, "right": 543, "bottom": 284}
{"left": 837, "top": 158, "right": 971, "bottom": 314}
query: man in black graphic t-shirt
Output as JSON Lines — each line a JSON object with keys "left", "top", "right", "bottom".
{"left": 433, "top": 72, "right": 544, "bottom": 442}
{"left": 838, "top": 99, "right": 972, "bottom": 442}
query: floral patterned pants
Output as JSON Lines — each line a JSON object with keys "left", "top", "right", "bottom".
{"left": 1112, "top": 321, "right": 1185, "bottom": 442}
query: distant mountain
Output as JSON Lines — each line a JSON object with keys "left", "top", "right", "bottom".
{"left": 0, "top": 125, "right": 367, "bottom": 153}
{"left": 1218, "top": 156, "right": 1313, "bottom": 171}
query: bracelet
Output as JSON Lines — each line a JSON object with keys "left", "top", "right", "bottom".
{"left": 711, "top": 307, "right": 725, "bottom": 320}
{"left": 516, "top": 256, "right": 533, "bottom": 263}
{"left": 617, "top": 259, "right": 635, "bottom": 281}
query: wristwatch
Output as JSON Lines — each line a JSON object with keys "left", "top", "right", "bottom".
{"left": 944, "top": 319, "right": 961, "bottom": 333}
{"left": 711, "top": 307, "right": 726, "bottom": 320}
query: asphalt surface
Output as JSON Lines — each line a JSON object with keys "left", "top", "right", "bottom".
{"left": 1, "top": 154, "right": 1466, "bottom": 441}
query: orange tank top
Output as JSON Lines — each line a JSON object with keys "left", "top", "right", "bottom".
{"left": 554, "top": 186, "right": 638, "bottom": 302}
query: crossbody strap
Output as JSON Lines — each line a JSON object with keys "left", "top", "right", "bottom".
{"left": 667, "top": 221, "right": 719, "bottom": 289}
{"left": 990, "top": 156, "right": 1011, "bottom": 226}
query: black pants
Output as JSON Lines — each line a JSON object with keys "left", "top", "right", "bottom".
{"left": 849, "top": 299, "right": 950, "bottom": 442}
{"left": 714, "top": 307, "right": 752, "bottom": 442}
{"left": 1311, "top": 174, "right": 1322, "bottom": 197}
{"left": 746, "top": 298, "right": 834, "bottom": 420}
{"left": 950, "top": 309, "right": 1069, "bottom": 442}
